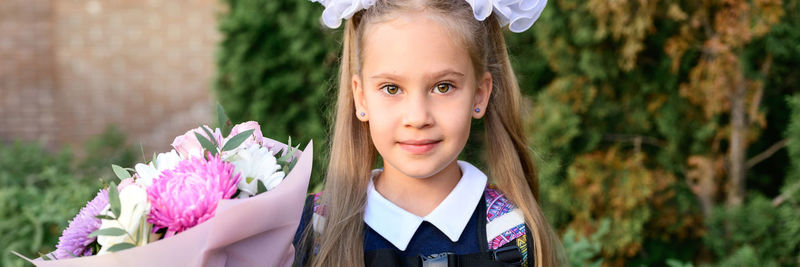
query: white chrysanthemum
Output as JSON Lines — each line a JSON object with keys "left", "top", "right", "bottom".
{"left": 134, "top": 149, "right": 182, "bottom": 187}
{"left": 229, "top": 144, "right": 285, "bottom": 198}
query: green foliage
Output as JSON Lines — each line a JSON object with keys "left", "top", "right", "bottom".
{"left": 0, "top": 128, "right": 136, "bottom": 267}
{"left": 715, "top": 246, "right": 776, "bottom": 267}
{"left": 561, "top": 219, "right": 608, "bottom": 267}
{"left": 666, "top": 259, "right": 694, "bottom": 267}
{"left": 785, "top": 94, "right": 800, "bottom": 187}
{"left": 704, "top": 195, "right": 800, "bottom": 266}
{"left": 78, "top": 126, "right": 137, "bottom": 180}
{"left": 214, "top": 0, "right": 341, "bottom": 189}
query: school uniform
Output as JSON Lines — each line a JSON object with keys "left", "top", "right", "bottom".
{"left": 294, "top": 161, "right": 534, "bottom": 266}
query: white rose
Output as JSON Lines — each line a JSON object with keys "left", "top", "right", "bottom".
{"left": 97, "top": 185, "right": 151, "bottom": 254}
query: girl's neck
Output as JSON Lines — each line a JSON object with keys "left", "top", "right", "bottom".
{"left": 373, "top": 160, "right": 462, "bottom": 217}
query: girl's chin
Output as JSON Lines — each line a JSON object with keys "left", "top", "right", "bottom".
{"left": 384, "top": 158, "right": 458, "bottom": 180}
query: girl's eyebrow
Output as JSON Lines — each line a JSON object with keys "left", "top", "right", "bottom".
{"left": 369, "top": 69, "right": 465, "bottom": 81}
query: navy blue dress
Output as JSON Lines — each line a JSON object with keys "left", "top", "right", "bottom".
{"left": 292, "top": 193, "right": 531, "bottom": 266}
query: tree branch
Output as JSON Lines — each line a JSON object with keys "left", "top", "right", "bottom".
{"left": 746, "top": 138, "right": 789, "bottom": 169}
{"left": 603, "top": 134, "right": 667, "bottom": 147}
{"left": 773, "top": 180, "right": 800, "bottom": 207}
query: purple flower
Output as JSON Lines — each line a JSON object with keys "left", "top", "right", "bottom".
{"left": 54, "top": 189, "right": 109, "bottom": 259}
{"left": 147, "top": 154, "right": 240, "bottom": 236}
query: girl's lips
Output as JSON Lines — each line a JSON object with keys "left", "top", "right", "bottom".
{"left": 397, "top": 140, "right": 441, "bottom": 154}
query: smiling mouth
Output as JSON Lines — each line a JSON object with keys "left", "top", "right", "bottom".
{"left": 397, "top": 139, "right": 441, "bottom": 154}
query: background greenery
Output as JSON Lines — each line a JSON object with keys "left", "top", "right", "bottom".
{"left": 3, "top": 0, "right": 799, "bottom": 266}
{"left": 0, "top": 127, "right": 137, "bottom": 267}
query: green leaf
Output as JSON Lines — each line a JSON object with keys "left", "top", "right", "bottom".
{"left": 95, "top": 214, "right": 116, "bottom": 220}
{"left": 194, "top": 132, "right": 218, "bottom": 156}
{"left": 112, "top": 164, "right": 131, "bottom": 180}
{"left": 217, "top": 103, "right": 231, "bottom": 136}
{"left": 200, "top": 126, "right": 219, "bottom": 147}
{"left": 222, "top": 129, "right": 255, "bottom": 152}
{"left": 108, "top": 182, "right": 121, "bottom": 218}
{"left": 88, "top": 227, "right": 127, "bottom": 238}
{"left": 39, "top": 252, "right": 52, "bottom": 261}
{"left": 106, "top": 242, "right": 136, "bottom": 252}
{"left": 289, "top": 154, "right": 298, "bottom": 171}
{"left": 257, "top": 178, "right": 268, "bottom": 194}
{"left": 277, "top": 148, "right": 295, "bottom": 163}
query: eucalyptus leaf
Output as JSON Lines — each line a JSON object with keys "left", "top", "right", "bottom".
{"left": 194, "top": 132, "right": 218, "bottom": 156}
{"left": 257, "top": 179, "right": 268, "bottom": 194}
{"left": 222, "top": 129, "right": 255, "bottom": 152}
{"left": 88, "top": 227, "right": 127, "bottom": 238}
{"left": 277, "top": 151, "right": 293, "bottom": 163}
{"left": 289, "top": 154, "right": 298, "bottom": 171}
{"left": 111, "top": 164, "right": 131, "bottom": 180}
{"left": 217, "top": 103, "right": 232, "bottom": 136}
{"left": 106, "top": 242, "right": 137, "bottom": 252}
{"left": 200, "top": 126, "right": 219, "bottom": 147}
{"left": 39, "top": 252, "right": 51, "bottom": 261}
{"left": 108, "top": 182, "right": 121, "bottom": 218}
{"left": 95, "top": 214, "right": 116, "bottom": 220}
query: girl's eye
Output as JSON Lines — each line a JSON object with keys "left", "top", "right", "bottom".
{"left": 381, "top": 84, "right": 401, "bottom": 95}
{"left": 434, "top": 83, "right": 453, "bottom": 94}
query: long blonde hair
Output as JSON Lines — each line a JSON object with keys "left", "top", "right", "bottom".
{"left": 302, "top": 1, "right": 563, "bottom": 266}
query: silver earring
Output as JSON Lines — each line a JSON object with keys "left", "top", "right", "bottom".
{"left": 360, "top": 112, "right": 366, "bottom": 117}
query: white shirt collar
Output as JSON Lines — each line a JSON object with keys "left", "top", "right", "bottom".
{"left": 363, "top": 161, "right": 488, "bottom": 251}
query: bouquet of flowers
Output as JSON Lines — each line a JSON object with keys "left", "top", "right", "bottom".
{"left": 14, "top": 106, "right": 312, "bottom": 267}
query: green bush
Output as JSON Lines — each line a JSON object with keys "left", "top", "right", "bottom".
{"left": 703, "top": 195, "right": 800, "bottom": 266}
{"left": 214, "top": 0, "right": 341, "bottom": 190}
{"left": 561, "top": 219, "right": 608, "bottom": 267}
{"left": 0, "top": 127, "right": 135, "bottom": 267}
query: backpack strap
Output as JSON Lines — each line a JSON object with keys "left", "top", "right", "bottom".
{"left": 485, "top": 185, "right": 531, "bottom": 266}
{"left": 310, "top": 192, "right": 326, "bottom": 234}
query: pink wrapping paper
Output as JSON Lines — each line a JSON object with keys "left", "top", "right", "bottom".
{"left": 16, "top": 141, "right": 313, "bottom": 267}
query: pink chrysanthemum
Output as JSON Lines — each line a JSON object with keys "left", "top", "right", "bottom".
{"left": 147, "top": 154, "right": 240, "bottom": 235}
{"left": 54, "top": 189, "right": 108, "bottom": 259}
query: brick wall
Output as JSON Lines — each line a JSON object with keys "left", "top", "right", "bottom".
{"left": 0, "top": 0, "right": 57, "bottom": 145}
{"left": 1, "top": 0, "right": 220, "bottom": 154}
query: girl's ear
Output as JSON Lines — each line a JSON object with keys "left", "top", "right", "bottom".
{"left": 352, "top": 74, "right": 369, "bottom": 121}
{"left": 473, "top": 71, "right": 493, "bottom": 119}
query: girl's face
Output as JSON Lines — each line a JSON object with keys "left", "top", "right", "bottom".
{"left": 353, "top": 12, "right": 492, "bottom": 179}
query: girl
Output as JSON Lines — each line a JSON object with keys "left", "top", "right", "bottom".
{"left": 295, "top": 0, "right": 563, "bottom": 266}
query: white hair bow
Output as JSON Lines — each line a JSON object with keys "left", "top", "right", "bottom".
{"left": 310, "top": 0, "right": 547, "bottom": 33}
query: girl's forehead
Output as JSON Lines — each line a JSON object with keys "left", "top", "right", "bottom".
{"left": 363, "top": 11, "right": 464, "bottom": 43}
{"left": 360, "top": 13, "right": 473, "bottom": 77}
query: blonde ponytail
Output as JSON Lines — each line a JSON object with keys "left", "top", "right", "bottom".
{"left": 303, "top": 15, "right": 375, "bottom": 267}
{"left": 484, "top": 15, "right": 565, "bottom": 267}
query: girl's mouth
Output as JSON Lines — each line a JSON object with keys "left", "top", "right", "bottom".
{"left": 397, "top": 139, "right": 441, "bottom": 155}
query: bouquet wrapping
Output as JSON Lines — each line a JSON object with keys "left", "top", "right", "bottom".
{"left": 15, "top": 119, "right": 312, "bottom": 267}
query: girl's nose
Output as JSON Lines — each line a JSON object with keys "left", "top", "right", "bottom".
{"left": 401, "top": 93, "right": 433, "bottom": 129}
